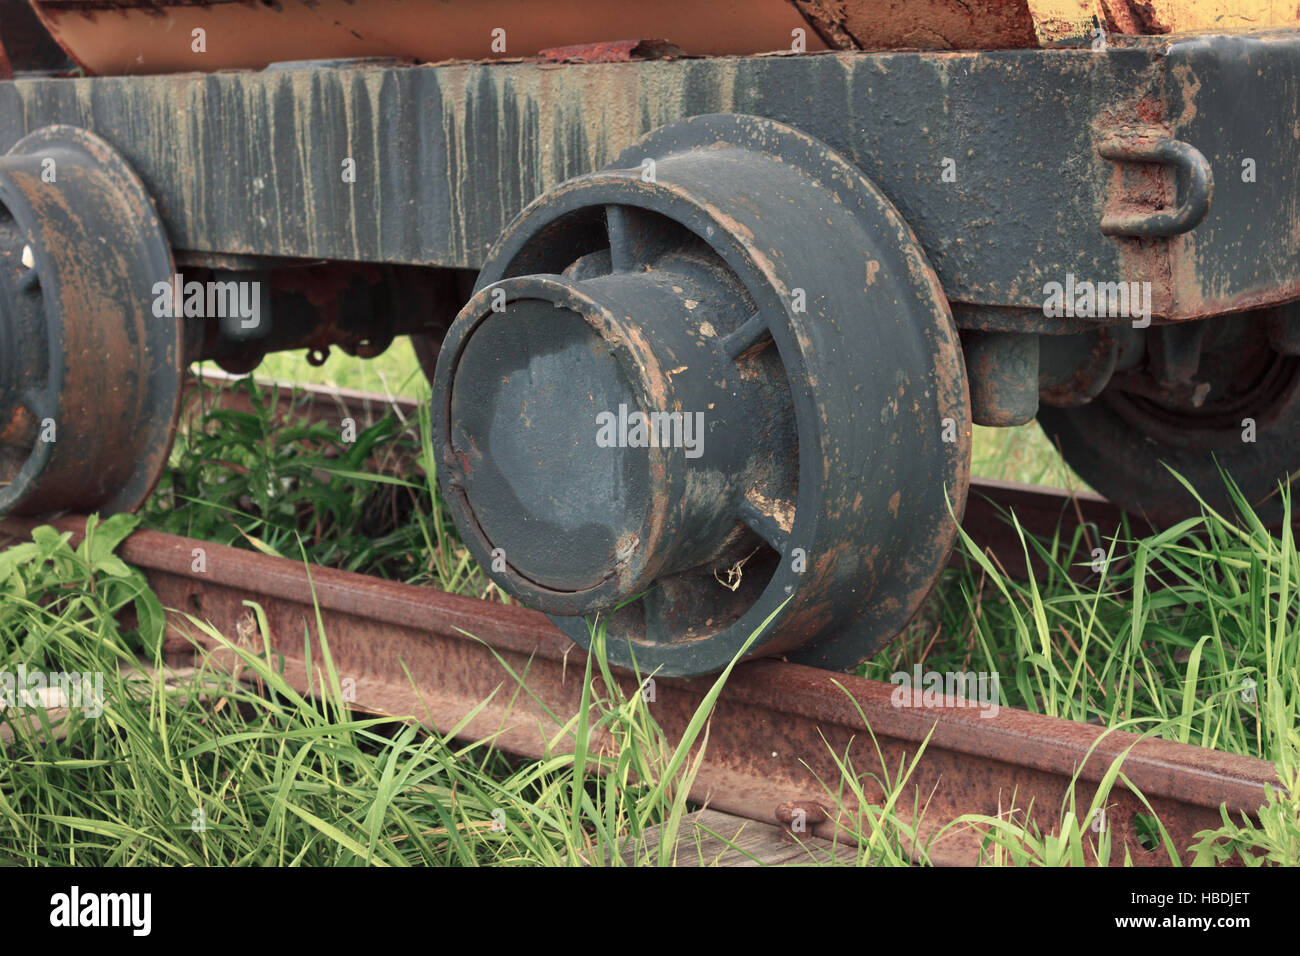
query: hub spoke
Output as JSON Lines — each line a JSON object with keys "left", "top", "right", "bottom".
{"left": 604, "top": 204, "right": 682, "bottom": 274}
{"left": 605, "top": 204, "right": 634, "bottom": 273}
{"left": 719, "top": 311, "right": 770, "bottom": 360}
{"left": 738, "top": 494, "right": 792, "bottom": 553}
{"left": 640, "top": 585, "right": 671, "bottom": 645}
{"left": 639, "top": 574, "right": 721, "bottom": 647}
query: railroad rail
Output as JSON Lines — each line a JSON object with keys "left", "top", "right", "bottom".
{"left": 0, "top": 512, "right": 1276, "bottom": 866}
{"left": 1, "top": 375, "right": 1280, "bottom": 866}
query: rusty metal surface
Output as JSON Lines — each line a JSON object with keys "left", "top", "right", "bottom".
{"left": 802, "top": 0, "right": 1300, "bottom": 49}
{"left": 1098, "top": 130, "right": 1214, "bottom": 238}
{"left": 794, "top": 0, "right": 1041, "bottom": 49}
{"left": 26, "top": 0, "right": 825, "bottom": 75}
{"left": 0, "top": 125, "right": 179, "bottom": 517}
{"left": 3, "top": 34, "right": 1297, "bottom": 323}
{"left": 26, "top": 0, "right": 1300, "bottom": 75}
{"left": 963, "top": 330, "right": 1040, "bottom": 427}
{"left": 0, "top": 513, "right": 1276, "bottom": 865}
{"left": 536, "top": 40, "right": 685, "bottom": 63}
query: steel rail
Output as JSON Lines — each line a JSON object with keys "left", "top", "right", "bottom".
{"left": 0, "top": 514, "right": 1278, "bottom": 866}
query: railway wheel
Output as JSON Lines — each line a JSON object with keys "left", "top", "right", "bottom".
{"left": 0, "top": 126, "right": 180, "bottom": 517}
{"left": 433, "top": 114, "right": 970, "bottom": 676}
{"left": 1038, "top": 313, "right": 1300, "bottom": 526}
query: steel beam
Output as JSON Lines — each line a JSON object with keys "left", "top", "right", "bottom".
{"left": 1, "top": 34, "right": 1297, "bottom": 322}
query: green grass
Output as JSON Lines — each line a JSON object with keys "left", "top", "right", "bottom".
{"left": 245, "top": 338, "right": 426, "bottom": 397}
{"left": 855, "top": 480, "right": 1299, "bottom": 765}
{"left": 0, "top": 342, "right": 1294, "bottom": 866}
{"left": 1, "top": 511, "right": 1293, "bottom": 865}
{"left": 0, "top": 524, "right": 812, "bottom": 866}
{"left": 151, "top": 371, "right": 498, "bottom": 600}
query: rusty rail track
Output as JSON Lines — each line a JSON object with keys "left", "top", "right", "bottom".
{"left": 1, "top": 373, "right": 1276, "bottom": 866}
{"left": 1, "top": 512, "right": 1278, "bottom": 867}
{"left": 0, "top": 514, "right": 1277, "bottom": 866}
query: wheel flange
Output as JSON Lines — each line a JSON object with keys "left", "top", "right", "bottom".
{"left": 0, "top": 126, "right": 180, "bottom": 517}
{"left": 435, "top": 114, "right": 971, "bottom": 676}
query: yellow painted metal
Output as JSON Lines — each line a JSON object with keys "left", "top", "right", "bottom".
{"left": 1031, "top": 0, "right": 1300, "bottom": 45}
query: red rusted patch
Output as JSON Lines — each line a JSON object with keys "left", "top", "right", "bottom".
{"left": 774, "top": 799, "right": 829, "bottom": 841}
{"left": 1133, "top": 91, "right": 1165, "bottom": 125}
{"left": 0, "top": 406, "right": 33, "bottom": 446}
{"left": 1103, "top": 0, "right": 1171, "bottom": 35}
{"left": 536, "top": 39, "right": 684, "bottom": 64}
{"left": 793, "top": 0, "right": 1038, "bottom": 51}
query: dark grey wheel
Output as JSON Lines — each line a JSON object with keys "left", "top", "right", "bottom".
{"left": 433, "top": 114, "right": 970, "bottom": 676}
{"left": 1038, "top": 315, "right": 1300, "bottom": 526}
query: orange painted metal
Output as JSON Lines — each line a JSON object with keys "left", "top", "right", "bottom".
{"left": 26, "top": 0, "right": 823, "bottom": 75}
{"left": 27, "top": 0, "right": 1300, "bottom": 76}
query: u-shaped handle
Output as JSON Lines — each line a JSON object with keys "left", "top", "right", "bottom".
{"left": 1099, "top": 133, "right": 1214, "bottom": 238}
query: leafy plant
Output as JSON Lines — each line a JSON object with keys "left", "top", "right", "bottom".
{"left": 143, "top": 376, "right": 495, "bottom": 598}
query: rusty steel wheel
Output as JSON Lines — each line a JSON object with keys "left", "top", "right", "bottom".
{"left": 0, "top": 125, "right": 180, "bottom": 517}
{"left": 1038, "top": 315, "right": 1300, "bottom": 526}
{"left": 433, "top": 114, "right": 970, "bottom": 676}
